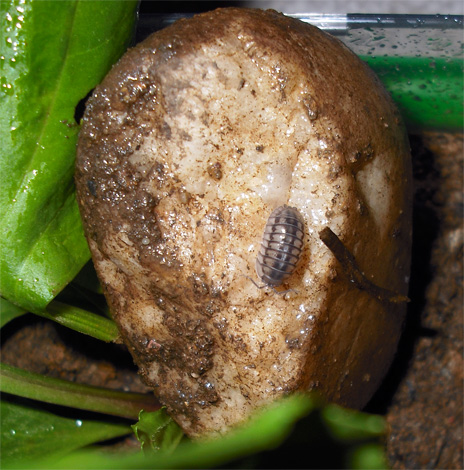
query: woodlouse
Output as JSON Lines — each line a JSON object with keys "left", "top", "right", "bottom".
{"left": 255, "top": 205, "right": 305, "bottom": 287}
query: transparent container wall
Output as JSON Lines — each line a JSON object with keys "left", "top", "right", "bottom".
{"left": 137, "top": 13, "right": 463, "bottom": 132}
{"left": 296, "top": 14, "right": 464, "bottom": 132}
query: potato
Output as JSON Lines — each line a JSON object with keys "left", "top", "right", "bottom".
{"left": 75, "top": 8, "right": 412, "bottom": 437}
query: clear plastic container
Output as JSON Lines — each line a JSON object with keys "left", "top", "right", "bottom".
{"left": 295, "top": 14, "right": 463, "bottom": 132}
{"left": 137, "top": 13, "right": 464, "bottom": 132}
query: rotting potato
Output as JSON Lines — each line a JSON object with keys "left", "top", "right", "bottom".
{"left": 75, "top": 8, "right": 412, "bottom": 437}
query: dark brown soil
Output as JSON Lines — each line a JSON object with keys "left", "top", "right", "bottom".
{"left": 384, "top": 133, "right": 463, "bottom": 469}
{"left": 1, "top": 316, "right": 151, "bottom": 394}
{"left": 1, "top": 131, "right": 462, "bottom": 468}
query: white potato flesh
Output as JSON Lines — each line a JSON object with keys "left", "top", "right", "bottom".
{"left": 75, "top": 8, "right": 412, "bottom": 436}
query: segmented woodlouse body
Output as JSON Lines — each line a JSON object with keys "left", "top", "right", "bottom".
{"left": 256, "top": 205, "right": 305, "bottom": 287}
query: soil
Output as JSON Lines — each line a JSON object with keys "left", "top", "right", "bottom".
{"left": 382, "top": 133, "right": 463, "bottom": 469}
{"left": 1, "top": 131, "right": 462, "bottom": 468}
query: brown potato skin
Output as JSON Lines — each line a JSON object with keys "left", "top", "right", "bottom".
{"left": 75, "top": 8, "right": 412, "bottom": 436}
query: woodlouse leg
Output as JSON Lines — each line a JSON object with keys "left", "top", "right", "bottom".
{"left": 243, "top": 275, "right": 298, "bottom": 296}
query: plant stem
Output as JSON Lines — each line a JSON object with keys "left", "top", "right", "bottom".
{"left": 39, "top": 300, "right": 120, "bottom": 342}
{"left": 0, "top": 362, "right": 160, "bottom": 419}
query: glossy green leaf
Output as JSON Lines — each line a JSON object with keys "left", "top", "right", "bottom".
{"left": 0, "top": 396, "right": 131, "bottom": 469}
{"left": 132, "top": 408, "right": 184, "bottom": 454}
{"left": 0, "top": 0, "right": 138, "bottom": 312}
{"left": 0, "top": 297, "right": 26, "bottom": 328}
{"left": 0, "top": 363, "right": 159, "bottom": 419}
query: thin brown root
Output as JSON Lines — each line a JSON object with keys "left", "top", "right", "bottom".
{"left": 319, "top": 227, "right": 410, "bottom": 304}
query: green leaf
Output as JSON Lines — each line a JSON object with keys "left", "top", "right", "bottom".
{"left": 0, "top": 0, "right": 138, "bottom": 313}
{"left": 322, "top": 403, "right": 387, "bottom": 442}
{"left": 29, "top": 394, "right": 320, "bottom": 469}
{"left": 132, "top": 408, "right": 184, "bottom": 454}
{"left": 3, "top": 393, "right": 389, "bottom": 469}
{"left": 0, "top": 363, "right": 160, "bottom": 419}
{"left": 348, "top": 442, "right": 389, "bottom": 470}
{"left": 0, "top": 396, "right": 131, "bottom": 469}
{"left": 0, "top": 297, "right": 26, "bottom": 328}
